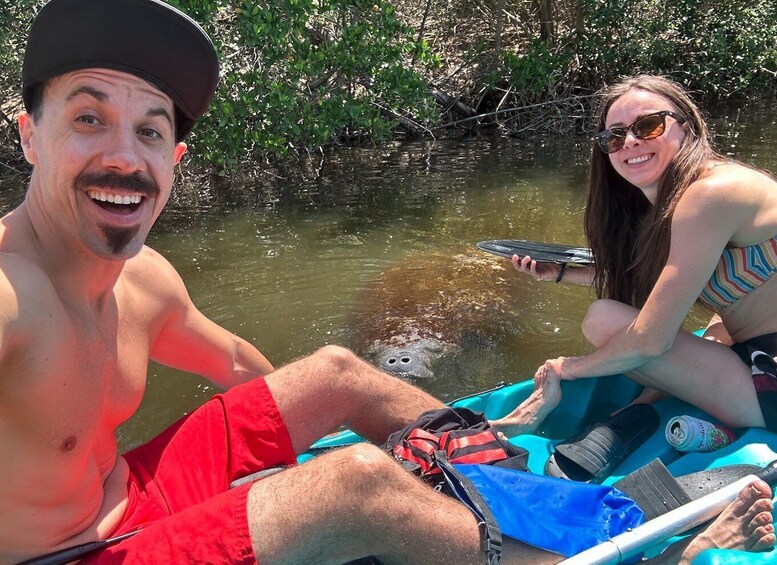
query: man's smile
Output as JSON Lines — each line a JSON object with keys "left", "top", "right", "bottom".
{"left": 86, "top": 189, "right": 146, "bottom": 216}
{"left": 87, "top": 190, "right": 143, "bottom": 205}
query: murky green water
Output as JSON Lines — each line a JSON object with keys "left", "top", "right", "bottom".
{"left": 2, "top": 103, "right": 775, "bottom": 450}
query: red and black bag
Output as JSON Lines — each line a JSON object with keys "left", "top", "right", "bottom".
{"left": 383, "top": 407, "right": 529, "bottom": 493}
{"left": 383, "top": 407, "right": 528, "bottom": 565}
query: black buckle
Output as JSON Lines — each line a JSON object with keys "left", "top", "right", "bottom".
{"left": 479, "top": 520, "right": 503, "bottom": 565}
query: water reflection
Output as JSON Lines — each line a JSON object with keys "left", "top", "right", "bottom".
{"left": 1, "top": 105, "right": 774, "bottom": 450}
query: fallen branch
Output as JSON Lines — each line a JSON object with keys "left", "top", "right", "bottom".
{"left": 431, "top": 93, "right": 598, "bottom": 131}
{"left": 372, "top": 102, "right": 434, "bottom": 138}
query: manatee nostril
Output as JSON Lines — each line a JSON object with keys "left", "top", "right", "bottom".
{"left": 400, "top": 357, "right": 411, "bottom": 364}
{"left": 387, "top": 358, "right": 397, "bottom": 365}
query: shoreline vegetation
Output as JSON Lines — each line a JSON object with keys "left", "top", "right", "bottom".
{"left": 1, "top": 0, "right": 776, "bottom": 185}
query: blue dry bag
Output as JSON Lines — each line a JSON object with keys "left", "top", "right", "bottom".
{"left": 453, "top": 463, "right": 646, "bottom": 558}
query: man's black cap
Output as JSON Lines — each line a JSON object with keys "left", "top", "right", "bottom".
{"left": 22, "top": 0, "right": 219, "bottom": 142}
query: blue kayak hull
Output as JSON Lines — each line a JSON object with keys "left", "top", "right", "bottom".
{"left": 304, "top": 375, "right": 777, "bottom": 563}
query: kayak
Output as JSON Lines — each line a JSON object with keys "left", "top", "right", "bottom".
{"left": 303, "top": 374, "right": 777, "bottom": 564}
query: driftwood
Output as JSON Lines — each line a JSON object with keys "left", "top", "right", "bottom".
{"left": 431, "top": 93, "right": 599, "bottom": 136}
{"left": 373, "top": 102, "right": 431, "bottom": 137}
{"left": 430, "top": 87, "right": 478, "bottom": 118}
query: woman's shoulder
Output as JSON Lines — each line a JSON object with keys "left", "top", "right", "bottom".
{"left": 689, "top": 160, "right": 776, "bottom": 200}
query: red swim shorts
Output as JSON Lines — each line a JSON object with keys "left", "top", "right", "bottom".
{"left": 82, "top": 376, "right": 297, "bottom": 564}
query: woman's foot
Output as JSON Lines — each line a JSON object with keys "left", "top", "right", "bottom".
{"left": 676, "top": 479, "right": 775, "bottom": 564}
{"left": 490, "top": 364, "right": 562, "bottom": 437}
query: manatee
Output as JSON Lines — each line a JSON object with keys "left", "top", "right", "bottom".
{"left": 349, "top": 251, "right": 536, "bottom": 380}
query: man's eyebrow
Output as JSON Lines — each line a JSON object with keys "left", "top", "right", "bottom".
{"left": 65, "top": 85, "right": 173, "bottom": 127}
{"left": 148, "top": 107, "right": 173, "bottom": 127}
{"left": 66, "top": 85, "right": 108, "bottom": 103}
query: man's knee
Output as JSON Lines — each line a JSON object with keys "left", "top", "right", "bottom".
{"left": 581, "top": 298, "right": 636, "bottom": 346}
{"left": 284, "top": 443, "right": 415, "bottom": 513}
{"left": 308, "top": 345, "right": 393, "bottom": 393}
{"left": 332, "top": 443, "right": 402, "bottom": 489}
{"left": 310, "top": 344, "right": 361, "bottom": 375}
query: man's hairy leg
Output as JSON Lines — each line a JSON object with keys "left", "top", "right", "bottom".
{"left": 264, "top": 345, "right": 446, "bottom": 454}
{"left": 247, "top": 443, "right": 562, "bottom": 565}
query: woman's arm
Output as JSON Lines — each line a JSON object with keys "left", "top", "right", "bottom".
{"left": 549, "top": 178, "right": 745, "bottom": 380}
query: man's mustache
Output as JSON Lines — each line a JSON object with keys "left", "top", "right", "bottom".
{"left": 74, "top": 172, "right": 159, "bottom": 197}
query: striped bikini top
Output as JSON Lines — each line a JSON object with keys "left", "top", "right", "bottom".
{"left": 698, "top": 235, "right": 777, "bottom": 311}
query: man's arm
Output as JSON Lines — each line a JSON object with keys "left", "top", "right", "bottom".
{"left": 142, "top": 249, "right": 274, "bottom": 389}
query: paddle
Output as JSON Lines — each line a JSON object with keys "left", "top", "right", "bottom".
{"left": 16, "top": 530, "right": 142, "bottom": 565}
{"left": 476, "top": 239, "right": 594, "bottom": 265}
{"left": 559, "top": 459, "right": 777, "bottom": 564}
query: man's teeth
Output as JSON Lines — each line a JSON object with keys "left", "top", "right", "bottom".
{"left": 88, "top": 191, "right": 142, "bottom": 205}
{"left": 627, "top": 154, "right": 651, "bottom": 164}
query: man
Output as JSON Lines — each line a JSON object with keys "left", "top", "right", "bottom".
{"left": 0, "top": 0, "right": 533, "bottom": 563}
{"left": 2, "top": 0, "right": 773, "bottom": 563}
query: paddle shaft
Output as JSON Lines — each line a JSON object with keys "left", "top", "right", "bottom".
{"left": 561, "top": 460, "right": 777, "bottom": 565}
{"left": 16, "top": 530, "right": 142, "bottom": 565}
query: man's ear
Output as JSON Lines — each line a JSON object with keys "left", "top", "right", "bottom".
{"left": 18, "top": 112, "right": 38, "bottom": 166}
{"left": 173, "top": 142, "right": 187, "bottom": 165}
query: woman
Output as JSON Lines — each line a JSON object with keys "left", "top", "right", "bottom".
{"left": 489, "top": 73, "right": 777, "bottom": 562}
{"left": 495, "top": 74, "right": 777, "bottom": 435}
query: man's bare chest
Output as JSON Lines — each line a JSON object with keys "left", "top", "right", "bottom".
{"left": 5, "top": 303, "right": 152, "bottom": 453}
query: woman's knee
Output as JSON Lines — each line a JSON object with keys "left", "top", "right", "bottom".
{"left": 581, "top": 299, "right": 638, "bottom": 347}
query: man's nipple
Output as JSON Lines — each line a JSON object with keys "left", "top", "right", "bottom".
{"left": 61, "top": 435, "right": 77, "bottom": 452}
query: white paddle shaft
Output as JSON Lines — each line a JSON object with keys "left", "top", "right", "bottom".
{"left": 560, "top": 474, "right": 758, "bottom": 565}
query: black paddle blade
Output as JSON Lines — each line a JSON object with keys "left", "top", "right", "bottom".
{"left": 476, "top": 240, "right": 594, "bottom": 265}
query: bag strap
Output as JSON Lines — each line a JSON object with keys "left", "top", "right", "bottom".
{"left": 434, "top": 450, "right": 502, "bottom": 565}
{"left": 440, "top": 430, "right": 511, "bottom": 467}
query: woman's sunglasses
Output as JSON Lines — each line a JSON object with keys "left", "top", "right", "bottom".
{"left": 595, "top": 110, "right": 686, "bottom": 154}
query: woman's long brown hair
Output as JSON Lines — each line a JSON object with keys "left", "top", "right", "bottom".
{"left": 584, "top": 75, "right": 722, "bottom": 307}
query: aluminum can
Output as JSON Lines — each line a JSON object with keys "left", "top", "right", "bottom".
{"left": 665, "top": 415, "right": 737, "bottom": 452}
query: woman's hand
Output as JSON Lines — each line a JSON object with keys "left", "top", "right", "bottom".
{"left": 535, "top": 356, "right": 581, "bottom": 382}
{"left": 511, "top": 254, "right": 563, "bottom": 282}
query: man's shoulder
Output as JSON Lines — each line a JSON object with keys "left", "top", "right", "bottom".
{"left": 125, "top": 245, "right": 175, "bottom": 275}
{"left": 0, "top": 251, "right": 57, "bottom": 301}
{"left": 122, "top": 246, "right": 188, "bottom": 298}
{"left": 0, "top": 252, "right": 60, "bottom": 346}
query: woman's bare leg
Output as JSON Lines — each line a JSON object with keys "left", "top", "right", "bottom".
{"left": 580, "top": 299, "right": 765, "bottom": 429}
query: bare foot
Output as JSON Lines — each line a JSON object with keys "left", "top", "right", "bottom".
{"left": 490, "top": 364, "right": 562, "bottom": 437}
{"left": 675, "top": 479, "right": 776, "bottom": 564}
